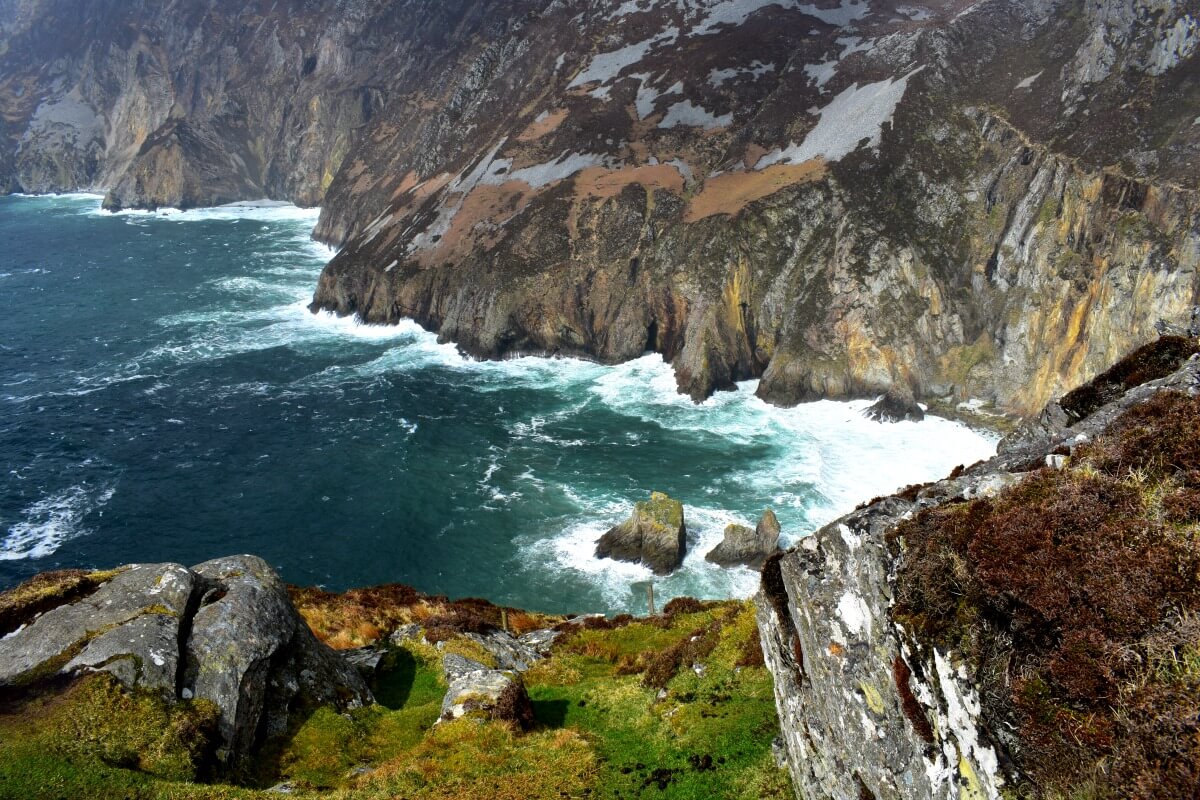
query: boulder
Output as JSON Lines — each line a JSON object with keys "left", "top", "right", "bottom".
{"left": 863, "top": 389, "right": 925, "bottom": 423}
{"left": 440, "top": 668, "right": 534, "bottom": 729}
{"left": 595, "top": 492, "right": 687, "bottom": 575}
{"left": 0, "top": 554, "right": 371, "bottom": 766}
{"left": 705, "top": 509, "right": 782, "bottom": 569}
{"left": 0, "top": 562, "right": 195, "bottom": 695}
{"left": 442, "top": 653, "right": 489, "bottom": 683}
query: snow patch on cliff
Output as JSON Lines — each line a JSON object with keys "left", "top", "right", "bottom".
{"left": 659, "top": 100, "right": 732, "bottom": 129}
{"left": 759, "top": 67, "right": 920, "bottom": 166}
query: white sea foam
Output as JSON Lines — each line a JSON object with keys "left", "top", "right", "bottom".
{"left": 98, "top": 200, "right": 321, "bottom": 224}
{"left": 0, "top": 483, "right": 115, "bottom": 560}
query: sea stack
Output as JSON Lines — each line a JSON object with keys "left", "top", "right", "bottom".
{"left": 595, "top": 492, "right": 687, "bottom": 575}
{"left": 706, "top": 509, "right": 782, "bottom": 569}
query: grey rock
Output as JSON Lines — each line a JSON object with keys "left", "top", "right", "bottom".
{"left": 439, "top": 668, "right": 530, "bottom": 726}
{"left": 705, "top": 509, "right": 782, "bottom": 569}
{"left": 442, "top": 653, "right": 489, "bottom": 683}
{"left": 0, "top": 554, "right": 371, "bottom": 767}
{"left": 595, "top": 492, "right": 687, "bottom": 575}
{"left": 343, "top": 646, "right": 386, "bottom": 676}
{"left": 389, "top": 623, "right": 423, "bottom": 644}
{"left": 757, "top": 350, "right": 1200, "bottom": 799}
{"left": 0, "top": 562, "right": 194, "bottom": 694}
{"left": 463, "top": 630, "right": 542, "bottom": 672}
{"left": 185, "top": 555, "right": 371, "bottom": 764}
{"left": 517, "top": 628, "right": 560, "bottom": 655}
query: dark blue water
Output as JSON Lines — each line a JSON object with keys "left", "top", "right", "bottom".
{"left": 0, "top": 194, "right": 994, "bottom": 613}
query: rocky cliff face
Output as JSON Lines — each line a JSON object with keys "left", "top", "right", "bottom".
{"left": 3, "top": 0, "right": 1199, "bottom": 411}
{"left": 756, "top": 337, "right": 1200, "bottom": 799}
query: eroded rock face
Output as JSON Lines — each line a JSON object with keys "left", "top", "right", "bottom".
{"left": 756, "top": 344, "right": 1200, "bottom": 799}
{"left": 0, "top": 554, "right": 371, "bottom": 765}
{"left": 3, "top": 1, "right": 1197, "bottom": 413}
{"left": 706, "top": 509, "right": 781, "bottom": 569}
{"left": 595, "top": 492, "right": 687, "bottom": 575}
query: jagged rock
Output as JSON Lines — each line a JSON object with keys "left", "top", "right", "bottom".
{"left": 756, "top": 349, "right": 1200, "bottom": 799}
{"left": 0, "top": 562, "right": 195, "bottom": 695}
{"left": 463, "top": 630, "right": 542, "bottom": 672}
{"left": 0, "top": 554, "right": 371, "bottom": 766}
{"left": 596, "top": 492, "right": 687, "bottom": 575}
{"left": 706, "top": 509, "right": 781, "bottom": 569}
{"left": 517, "top": 628, "right": 559, "bottom": 656}
{"left": 440, "top": 669, "right": 533, "bottom": 729}
{"left": 343, "top": 646, "right": 386, "bottom": 676}
{"left": 864, "top": 389, "right": 925, "bottom": 423}
{"left": 4, "top": 2, "right": 1198, "bottom": 414}
{"left": 442, "top": 653, "right": 489, "bottom": 683}
{"left": 389, "top": 623, "right": 423, "bottom": 644}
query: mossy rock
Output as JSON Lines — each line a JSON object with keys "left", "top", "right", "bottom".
{"left": 595, "top": 492, "right": 688, "bottom": 575}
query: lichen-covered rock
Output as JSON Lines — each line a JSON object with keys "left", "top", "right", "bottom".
{"left": 0, "top": 554, "right": 371, "bottom": 766}
{"left": 439, "top": 669, "right": 534, "bottom": 729}
{"left": 705, "top": 509, "right": 781, "bottom": 569}
{"left": 442, "top": 653, "right": 489, "bottom": 683}
{"left": 0, "top": 562, "right": 195, "bottom": 695}
{"left": 595, "top": 492, "right": 687, "bottom": 575}
{"left": 757, "top": 344, "right": 1200, "bottom": 799}
{"left": 462, "top": 630, "right": 542, "bottom": 672}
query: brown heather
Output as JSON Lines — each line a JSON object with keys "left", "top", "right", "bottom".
{"left": 890, "top": 390, "right": 1200, "bottom": 798}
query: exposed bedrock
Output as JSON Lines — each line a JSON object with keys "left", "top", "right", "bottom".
{"left": 0, "top": 555, "right": 371, "bottom": 766}
{"left": 4, "top": 0, "right": 1199, "bottom": 411}
{"left": 756, "top": 340, "right": 1200, "bottom": 798}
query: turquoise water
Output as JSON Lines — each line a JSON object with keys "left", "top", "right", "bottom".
{"left": 0, "top": 194, "right": 995, "bottom": 614}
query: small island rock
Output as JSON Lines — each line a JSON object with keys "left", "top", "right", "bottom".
{"left": 595, "top": 492, "right": 687, "bottom": 575}
{"left": 706, "top": 509, "right": 782, "bottom": 569}
{"left": 864, "top": 389, "right": 925, "bottom": 423}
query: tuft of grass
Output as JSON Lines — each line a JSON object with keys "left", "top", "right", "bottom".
{"left": 0, "top": 567, "right": 126, "bottom": 637}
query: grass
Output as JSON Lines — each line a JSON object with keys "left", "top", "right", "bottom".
{"left": 890, "top": 389, "right": 1200, "bottom": 799}
{"left": 0, "top": 596, "right": 789, "bottom": 800}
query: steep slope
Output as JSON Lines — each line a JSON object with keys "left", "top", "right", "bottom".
{"left": 2, "top": 0, "right": 1199, "bottom": 412}
{"left": 757, "top": 336, "right": 1200, "bottom": 799}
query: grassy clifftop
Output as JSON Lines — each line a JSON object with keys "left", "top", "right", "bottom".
{"left": 0, "top": 589, "right": 789, "bottom": 800}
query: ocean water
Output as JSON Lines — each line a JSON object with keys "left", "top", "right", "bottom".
{"left": 0, "top": 194, "right": 996, "bottom": 614}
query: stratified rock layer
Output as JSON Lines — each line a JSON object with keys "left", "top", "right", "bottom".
{"left": 2, "top": 0, "right": 1197, "bottom": 412}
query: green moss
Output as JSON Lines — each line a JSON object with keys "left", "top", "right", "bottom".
{"left": 0, "top": 673, "right": 222, "bottom": 799}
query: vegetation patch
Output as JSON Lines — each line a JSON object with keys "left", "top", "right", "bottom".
{"left": 1057, "top": 335, "right": 1199, "bottom": 423}
{"left": 0, "top": 567, "right": 125, "bottom": 637}
{"left": 890, "top": 391, "right": 1200, "bottom": 798}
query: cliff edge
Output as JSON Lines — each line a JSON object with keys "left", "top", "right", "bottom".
{"left": 758, "top": 335, "right": 1200, "bottom": 799}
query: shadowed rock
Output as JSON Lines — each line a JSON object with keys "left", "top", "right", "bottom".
{"left": 0, "top": 554, "right": 371, "bottom": 766}
{"left": 706, "top": 509, "right": 782, "bottom": 569}
{"left": 595, "top": 492, "right": 687, "bottom": 575}
{"left": 864, "top": 389, "right": 925, "bottom": 423}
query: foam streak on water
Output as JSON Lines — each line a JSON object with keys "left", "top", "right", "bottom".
{"left": 0, "top": 194, "right": 996, "bottom": 614}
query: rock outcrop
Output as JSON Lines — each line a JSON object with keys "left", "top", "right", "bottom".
{"left": 2, "top": 1, "right": 1197, "bottom": 413}
{"left": 864, "top": 389, "right": 925, "bottom": 423}
{"left": 0, "top": 554, "right": 371, "bottom": 765}
{"left": 706, "top": 509, "right": 781, "bottom": 569}
{"left": 595, "top": 492, "right": 687, "bottom": 575}
{"left": 756, "top": 337, "right": 1200, "bottom": 799}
